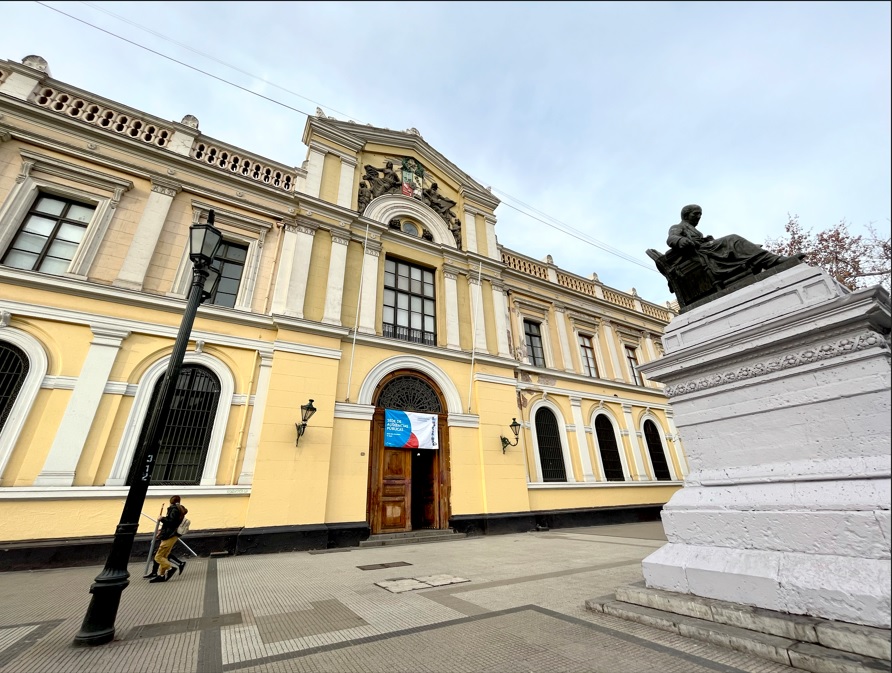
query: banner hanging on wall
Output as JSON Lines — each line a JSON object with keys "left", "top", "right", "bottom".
{"left": 384, "top": 409, "right": 438, "bottom": 449}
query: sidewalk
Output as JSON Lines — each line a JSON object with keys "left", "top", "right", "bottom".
{"left": 0, "top": 522, "right": 798, "bottom": 673}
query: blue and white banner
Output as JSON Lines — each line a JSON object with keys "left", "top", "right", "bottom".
{"left": 384, "top": 409, "right": 438, "bottom": 449}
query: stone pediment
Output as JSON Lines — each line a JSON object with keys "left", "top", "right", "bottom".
{"left": 302, "top": 116, "right": 499, "bottom": 211}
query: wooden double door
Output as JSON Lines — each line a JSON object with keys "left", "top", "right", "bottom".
{"left": 367, "top": 386, "right": 450, "bottom": 535}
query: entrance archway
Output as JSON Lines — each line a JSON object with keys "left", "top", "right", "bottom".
{"left": 367, "top": 370, "right": 450, "bottom": 534}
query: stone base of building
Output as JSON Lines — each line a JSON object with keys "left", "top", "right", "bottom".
{"left": 0, "top": 504, "right": 663, "bottom": 571}
{"left": 637, "top": 264, "right": 892, "bottom": 629}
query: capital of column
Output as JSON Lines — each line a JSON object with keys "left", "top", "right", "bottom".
{"left": 89, "top": 325, "right": 131, "bottom": 346}
{"left": 150, "top": 177, "right": 181, "bottom": 198}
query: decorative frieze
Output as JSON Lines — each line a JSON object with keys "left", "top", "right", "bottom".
{"left": 664, "top": 331, "right": 887, "bottom": 397}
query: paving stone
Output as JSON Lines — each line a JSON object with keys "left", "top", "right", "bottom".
{"left": 414, "top": 574, "right": 470, "bottom": 587}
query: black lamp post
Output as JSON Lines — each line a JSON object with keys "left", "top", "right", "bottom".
{"left": 500, "top": 418, "right": 521, "bottom": 453}
{"left": 73, "top": 211, "right": 222, "bottom": 647}
{"left": 295, "top": 399, "right": 317, "bottom": 446}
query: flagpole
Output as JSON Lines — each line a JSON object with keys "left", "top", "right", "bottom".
{"left": 345, "top": 223, "right": 370, "bottom": 403}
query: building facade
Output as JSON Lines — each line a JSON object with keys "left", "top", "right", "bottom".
{"left": 0, "top": 55, "right": 685, "bottom": 566}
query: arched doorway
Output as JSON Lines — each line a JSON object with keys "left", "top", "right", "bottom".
{"left": 367, "top": 370, "right": 450, "bottom": 534}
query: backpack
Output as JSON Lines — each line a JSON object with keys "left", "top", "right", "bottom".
{"left": 176, "top": 517, "right": 191, "bottom": 536}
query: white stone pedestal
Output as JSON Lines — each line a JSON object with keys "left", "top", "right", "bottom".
{"left": 638, "top": 264, "right": 891, "bottom": 628}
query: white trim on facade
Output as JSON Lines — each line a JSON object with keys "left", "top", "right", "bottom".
{"left": 528, "top": 397, "right": 577, "bottom": 483}
{"left": 589, "top": 406, "right": 632, "bottom": 482}
{"left": 364, "top": 194, "right": 456, "bottom": 248}
{"left": 0, "top": 324, "right": 49, "bottom": 481}
{"left": 638, "top": 411, "right": 678, "bottom": 481}
{"left": 356, "top": 354, "right": 464, "bottom": 415}
{"left": 106, "top": 352, "right": 236, "bottom": 486}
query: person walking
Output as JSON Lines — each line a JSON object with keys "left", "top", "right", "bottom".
{"left": 149, "top": 495, "right": 187, "bottom": 583}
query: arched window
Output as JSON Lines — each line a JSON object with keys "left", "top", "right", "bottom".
{"left": 643, "top": 419, "right": 672, "bottom": 481}
{"left": 535, "top": 407, "right": 566, "bottom": 482}
{"left": 0, "top": 342, "right": 29, "bottom": 434}
{"left": 594, "top": 415, "right": 625, "bottom": 481}
{"left": 127, "top": 365, "right": 221, "bottom": 486}
{"left": 375, "top": 374, "right": 442, "bottom": 413}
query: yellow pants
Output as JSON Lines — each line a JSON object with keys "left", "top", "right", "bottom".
{"left": 154, "top": 536, "right": 178, "bottom": 576}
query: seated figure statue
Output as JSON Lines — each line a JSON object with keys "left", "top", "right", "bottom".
{"left": 648, "top": 204, "right": 805, "bottom": 311}
{"left": 668, "top": 204, "right": 796, "bottom": 278}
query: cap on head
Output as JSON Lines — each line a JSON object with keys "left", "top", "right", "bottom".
{"left": 170, "top": 495, "right": 181, "bottom": 504}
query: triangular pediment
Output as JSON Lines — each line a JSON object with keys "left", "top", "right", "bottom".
{"left": 302, "top": 115, "right": 499, "bottom": 212}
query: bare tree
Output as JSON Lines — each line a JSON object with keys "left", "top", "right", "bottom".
{"left": 765, "top": 215, "right": 890, "bottom": 292}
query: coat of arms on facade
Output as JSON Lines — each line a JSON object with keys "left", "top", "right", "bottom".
{"left": 401, "top": 158, "right": 424, "bottom": 200}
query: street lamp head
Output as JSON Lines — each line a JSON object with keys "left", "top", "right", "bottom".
{"left": 500, "top": 417, "right": 521, "bottom": 453}
{"left": 295, "top": 399, "right": 317, "bottom": 446}
{"left": 200, "top": 265, "right": 221, "bottom": 304}
{"left": 190, "top": 210, "right": 223, "bottom": 267}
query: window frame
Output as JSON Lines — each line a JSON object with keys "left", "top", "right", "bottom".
{"left": 624, "top": 343, "right": 643, "bottom": 386}
{"left": 523, "top": 319, "right": 546, "bottom": 368}
{"left": 0, "top": 323, "right": 49, "bottom": 482}
{"left": 528, "top": 398, "right": 576, "bottom": 484}
{"left": 169, "top": 203, "right": 269, "bottom": 311}
{"left": 0, "top": 150, "right": 131, "bottom": 279}
{"left": 107, "top": 352, "right": 234, "bottom": 487}
{"left": 641, "top": 416, "right": 676, "bottom": 481}
{"left": 577, "top": 333, "right": 599, "bottom": 378}
{"left": 382, "top": 256, "right": 437, "bottom": 347}
{"left": 591, "top": 409, "right": 630, "bottom": 481}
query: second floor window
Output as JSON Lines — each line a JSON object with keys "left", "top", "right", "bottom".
{"left": 524, "top": 320, "right": 545, "bottom": 367}
{"left": 208, "top": 240, "right": 248, "bottom": 308}
{"left": 2, "top": 194, "right": 95, "bottom": 275}
{"left": 578, "top": 334, "right": 598, "bottom": 377}
{"left": 383, "top": 258, "right": 436, "bottom": 346}
{"left": 625, "top": 345, "right": 642, "bottom": 385}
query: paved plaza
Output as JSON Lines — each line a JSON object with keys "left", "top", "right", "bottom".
{"left": 0, "top": 522, "right": 798, "bottom": 673}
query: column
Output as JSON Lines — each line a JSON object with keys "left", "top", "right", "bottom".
{"left": 601, "top": 320, "right": 625, "bottom": 382}
{"left": 270, "top": 222, "right": 315, "bottom": 318}
{"left": 336, "top": 156, "right": 357, "bottom": 209}
{"left": 484, "top": 214, "right": 499, "bottom": 261}
{"left": 554, "top": 305, "right": 574, "bottom": 372}
{"left": 491, "top": 282, "right": 512, "bottom": 357}
{"left": 304, "top": 145, "right": 327, "bottom": 198}
{"left": 468, "top": 275, "right": 487, "bottom": 352}
{"left": 237, "top": 349, "right": 274, "bottom": 485}
{"left": 621, "top": 403, "right": 647, "bottom": 480}
{"left": 115, "top": 179, "right": 180, "bottom": 290}
{"left": 570, "top": 398, "right": 595, "bottom": 482}
{"left": 34, "top": 326, "right": 130, "bottom": 486}
{"left": 357, "top": 240, "right": 381, "bottom": 334}
{"left": 322, "top": 230, "right": 350, "bottom": 325}
{"left": 462, "top": 206, "right": 479, "bottom": 254}
{"left": 443, "top": 266, "right": 461, "bottom": 350}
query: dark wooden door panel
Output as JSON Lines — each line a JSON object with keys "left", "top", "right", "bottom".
{"left": 380, "top": 447, "right": 410, "bottom": 533}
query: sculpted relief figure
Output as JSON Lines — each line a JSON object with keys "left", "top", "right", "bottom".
{"left": 667, "top": 204, "right": 801, "bottom": 279}
{"left": 423, "top": 182, "right": 457, "bottom": 224}
{"left": 363, "top": 161, "right": 401, "bottom": 198}
{"left": 357, "top": 181, "right": 373, "bottom": 213}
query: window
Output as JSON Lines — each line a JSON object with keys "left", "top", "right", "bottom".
{"left": 594, "top": 415, "right": 625, "bottom": 481}
{"left": 1, "top": 194, "right": 96, "bottom": 275}
{"left": 534, "top": 407, "right": 567, "bottom": 481}
{"left": 625, "top": 345, "right": 642, "bottom": 385}
{"left": 127, "top": 365, "right": 221, "bottom": 486}
{"left": 578, "top": 334, "right": 598, "bottom": 377}
{"left": 0, "top": 342, "right": 29, "bottom": 435}
{"left": 524, "top": 320, "right": 546, "bottom": 367}
{"left": 207, "top": 240, "right": 248, "bottom": 308}
{"left": 643, "top": 420, "right": 672, "bottom": 481}
{"left": 383, "top": 258, "right": 436, "bottom": 346}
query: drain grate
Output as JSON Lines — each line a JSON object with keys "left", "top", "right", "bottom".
{"left": 356, "top": 561, "right": 412, "bottom": 571}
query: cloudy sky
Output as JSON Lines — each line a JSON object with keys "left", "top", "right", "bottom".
{"left": 4, "top": 1, "right": 889, "bottom": 305}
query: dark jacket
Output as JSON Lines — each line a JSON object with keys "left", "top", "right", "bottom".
{"left": 158, "top": 503, "right": 186, "bottom": 541}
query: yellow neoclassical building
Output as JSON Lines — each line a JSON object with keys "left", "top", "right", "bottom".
{"left": 0, "top": 55, "right": 685, "bottom": 568}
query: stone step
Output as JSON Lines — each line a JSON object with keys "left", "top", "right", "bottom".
{"left": 359, "top": 531, "right": 466, "bottom": 548}
{"left": 613, "top": 583, "right": 890, "bottom": 661}
{"left": 585, "top": 598, "right": 890, "bottom": 673}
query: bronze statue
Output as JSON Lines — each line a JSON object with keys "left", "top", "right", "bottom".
{"left": 450, "top": 216, "right": 462, "bottom": 248}
{"left": 363, "top": 161, "right": 401, "bottom": 198}
{"left": 667, "top": 204, "right": 796, "bottom": 276}
{"left": 423, "top": 182, "right": 457, "bottom": 223}
{"left": 647, "top": 204, "right": 805, "bottom": 312}
{"left": 357, "top": 181, "right": 373, "bottom": 212}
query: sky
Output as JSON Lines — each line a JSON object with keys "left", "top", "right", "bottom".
{"left": 4, "top": 1, "right": 889, "bottom": 306}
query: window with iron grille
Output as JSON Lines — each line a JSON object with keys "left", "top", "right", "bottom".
{"left": 383, "top": 258, "right": 436, "bottom": 346}
{"left": 578, "top": 333, "right": 598, "bottom": 377}
{"left": 127, "top": 365, "right": 221, "bottom": 486}
{"left": 0, "top": 342, "right": 29, "bottom": 434}
{"left": 625, "top": 345, "right": 642, "bottom": 385}
{"left": 524, "top": 320, "right": 546, "bottom": 368}
{"left": 643, "top": 420, "right": 672, "bottom": 480}
{"left": 1, "top": 194, "right": 95, "bottom": 275}
{"left": 594, "top": 415, "right": 624, "bottom": 481}
{"left": 207, "top": 240, "right": 248, "bottom": 308}
{"left": 534, "top": 407, "right": 567, "bottom": 481}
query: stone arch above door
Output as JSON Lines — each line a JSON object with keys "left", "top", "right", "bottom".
{"left": 357, "top": 355, "right": 462, "bottom": 413}
{"left": 363, "top": 194, "right": 456, "bottom": 248}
